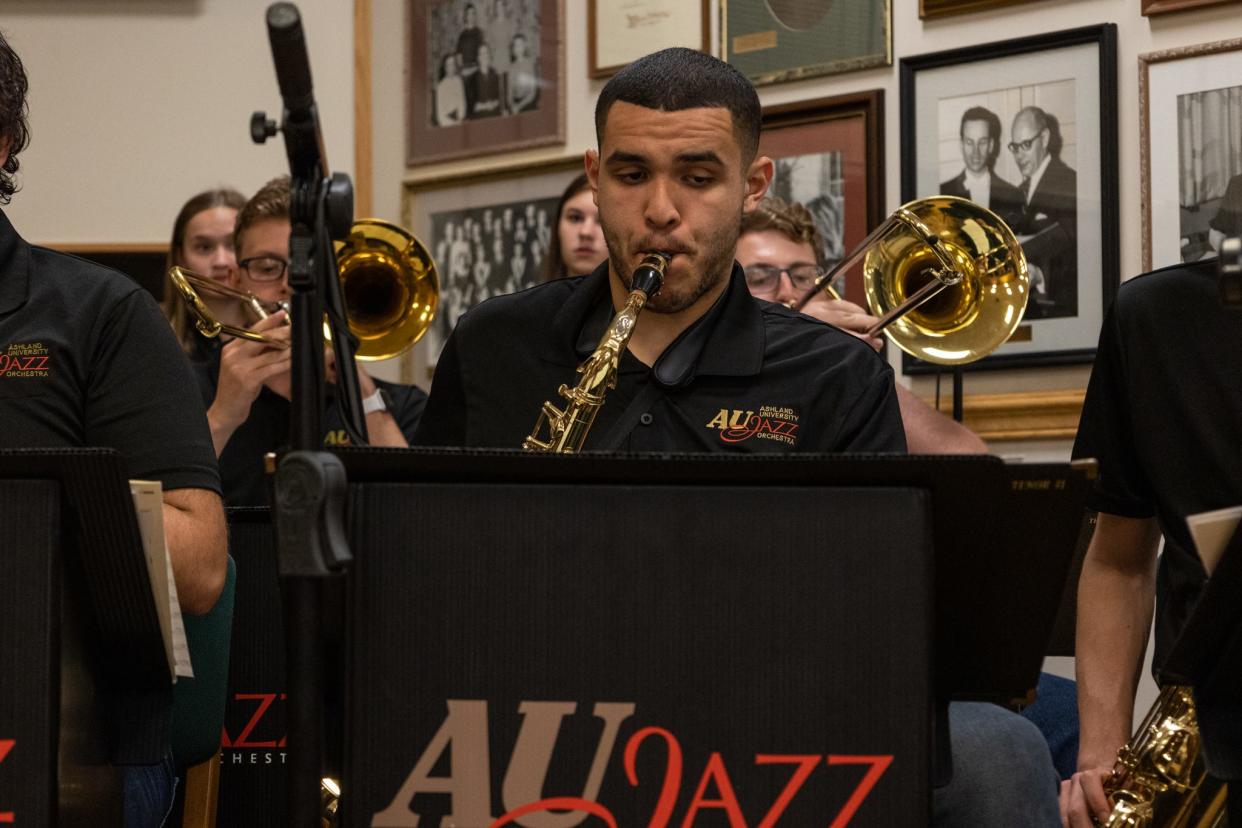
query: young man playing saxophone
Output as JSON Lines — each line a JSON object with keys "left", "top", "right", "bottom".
{"left": 414, "top": 48, "right": 903, "bottom": 452}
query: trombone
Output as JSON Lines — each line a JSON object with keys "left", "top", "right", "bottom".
{"left": 794, "top": 196, "right": 1028, "bottom": 366}
{"left": 168, "top": 219, "right": 439, "bottom": 361}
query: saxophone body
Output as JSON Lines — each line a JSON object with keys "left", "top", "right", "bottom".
{"left": 523, "top": 253, "right": 669, "bottom": 453}
{"left": 1103, "top": 684, "right": 1228, "bottom": 828}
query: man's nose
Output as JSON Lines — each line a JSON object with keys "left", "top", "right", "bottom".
{"left": 644, "top": 179, "right": 680, "bottom": 231}
{"left": 774, "top": 271, "right": 799, "bottom": 306}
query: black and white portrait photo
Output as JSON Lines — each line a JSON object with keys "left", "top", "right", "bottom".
{"left": 430, "top": 196, "right": 556, "bottom": 343}
{"left": 768, "top": 151, "right": 846, "bottom": 268}
{"left": 1175, "top": 83, "right": 1242, "bottom": 262}
{"left": 938, "top": 81, "right": 1079, "bottom": 320}
{"left": 426, "top": 0, "right": 542, "bottom": 127}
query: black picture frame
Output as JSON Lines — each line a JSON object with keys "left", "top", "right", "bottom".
{"left": 900, "top": 24, "right": 1119, "bottom": 373}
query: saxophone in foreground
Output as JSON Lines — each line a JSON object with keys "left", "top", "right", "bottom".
{"left": 523, "top": 252, "right": 669, "bottom": 453}
{"left": 1102, "top": 684, "right": 1228, "bottom": 827}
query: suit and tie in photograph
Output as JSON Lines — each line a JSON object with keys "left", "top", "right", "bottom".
{"left": 1008, "top": 105, "right": 1078, "bottom": 320}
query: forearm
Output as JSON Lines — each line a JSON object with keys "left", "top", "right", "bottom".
{"left": 206, "top": 402, "right": 243, "bottom": 457}
{"left": 162, "top": 488, "right": 228, "bottom": 615}
{"left": 897, "top": 385, "right": 988, "bottom": 454}
{"left": 365, "top": 410, "right": 409, "bottom": 448}
{"left": 1074, "top": 515, "right": 1160, "bottom": 768}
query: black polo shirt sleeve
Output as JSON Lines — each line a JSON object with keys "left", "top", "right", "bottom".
{"left": 88, "top": 288, "right": 221, "bottom": 493}
{"left": 413, "top": 331, "right": 468, "bottom": 446}
{"left": 378, "top": 379, "right": 428, "bottom": 441}
{"left": 830, "top": 364, "right": 907, "bottom": 453}
{"left": 1072, "top": 293, "right": 1155, "bottom": 518}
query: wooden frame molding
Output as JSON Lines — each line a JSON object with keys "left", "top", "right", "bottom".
{"left": 354, "top": 0, "right": 373, "bottom": 217}
{"left": 930, "top": 389, "right": 1086, "bottom": 442}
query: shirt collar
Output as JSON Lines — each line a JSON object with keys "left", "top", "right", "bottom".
{"left": 963, "top": 168, "right": 990, "bottom": 188}
{"left": 548, "top": 261, "right": 766, "bottom": 387}
{"left": 0, "top": 209, "right": 31, "bottom": 315}
{"left": 1027, "top": 153, "right": 1053, "bottom": 196}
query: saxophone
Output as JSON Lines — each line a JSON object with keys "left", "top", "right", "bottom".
{"left": 1102, "top": 685, "right": 1228, "bottom": 827}
{"left": 523, "top": 252, "right": 669, "bottom": 453}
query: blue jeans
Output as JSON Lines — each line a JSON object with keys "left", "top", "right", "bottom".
{"left": 1021, "top": 672, "right": 1081, "bottom": 780}
{"left": 932, "top": 701, "right": 1061, "bottom": 827}
{"left": 123, "top": 750, "right": 178, "bottom": 828}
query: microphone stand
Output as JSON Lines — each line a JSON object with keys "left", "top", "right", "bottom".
{"left": 254, "top": 3, "right": 363, "bottom": 822}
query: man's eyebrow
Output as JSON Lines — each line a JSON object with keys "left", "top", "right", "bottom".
{"left": 675, "top": 151, "right": 724, "bottom": 166}
{"left": 604, "top": 150, "right": 648, "bottom": 165}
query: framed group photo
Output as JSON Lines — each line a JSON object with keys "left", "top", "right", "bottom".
{"left": 587, "top": 0, "right": 709, "bottom": 79}
{"left": 406, "top": 0, "right": 565, "bottom": 166}
{"left": 723, "top": 0, "right": 891, "bottom": 85}
{"left": 404, "top": 157, "right": 582, "bottom": 363}
{"left": 759, "top": 90, "right": 885, "bottom": 302}
{"left": 1140, "top": 38, "right": 1242, "bottom": 271}
{"left": 900, "top": 24, "right": 1119, "bottom": 371}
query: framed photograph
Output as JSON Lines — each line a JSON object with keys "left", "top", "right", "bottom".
{"left": 722, "top": 0, "right": 891, "bottom": 86}
{"left": 759, "top": 90, "right": 885, "bottom": 302}
{"left": 406, "top": 0, "right": 565, "bottom": 166}
{"left": 403, "top": 157, "right": 582, "bottom": 362}
{"left": 1140, "top": 38, "right": 1242, "bottom": 271}
{"left": 900, "top": 24, "right": 1119, "bottom": 372}
{"left": 1142, "top": 0, "right": 1239, "bottom": 16}
{"left": 920, "top": 0, "right": 1041, "bottom": 19}
{"left": 588, "top": 1, "right": 709, "bottom": 79}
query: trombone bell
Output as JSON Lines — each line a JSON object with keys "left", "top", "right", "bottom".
{"left": 863, "top": 196, "right": 1028, "bottom": 366}
{"left": 334, "top": 219, "right": 439, "bottom": 362}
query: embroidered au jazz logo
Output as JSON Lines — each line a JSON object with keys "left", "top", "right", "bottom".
{"left": 705, "top": 406, "right": 799, "bottom": 446}
{"left": 0, "top": 342, "right": 50, "bottom": 378}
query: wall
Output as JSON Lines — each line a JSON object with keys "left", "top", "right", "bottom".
{"left": 1, "top": 0, "right": 355, "bottom": 246}
{"left": 371, "top": 0, "right": 1242, "bottom": 460}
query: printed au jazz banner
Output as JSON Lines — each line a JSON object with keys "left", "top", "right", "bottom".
{"left": 343, "top": 482, "right": 933, "bottom": 826}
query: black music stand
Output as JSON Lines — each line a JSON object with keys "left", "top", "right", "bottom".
{"left": 329, "top": 450, "right": 1090, "bottom": 826}
{"left": 0, "top": 448, "right": 170, "bottom": 825}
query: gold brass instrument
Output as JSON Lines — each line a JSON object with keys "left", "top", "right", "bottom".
{"left": 333, "top": 219, "right": 439, "bottom": 361}
{"left": 794, "top": 196, "right": 1028, "bottom": 366}
{"left": 321, "top": 776, "right": 340, "bottom": 827}
{"left": 169, "top": 219, "right": 438, "bottom": 361}
{"left": 168, "top": 266, "right": 290, "bottom": 346}
{"left": 523, "top": 253, "right": 669, "bottom": 453}
{"left": 1101, "top": 685, "right": 1228, "bottom": 828}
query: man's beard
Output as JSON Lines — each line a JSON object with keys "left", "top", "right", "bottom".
{"left": 599, "top": 209, "right": 742, "bottom": 315}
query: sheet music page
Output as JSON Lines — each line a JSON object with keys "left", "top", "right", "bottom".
{"left": 1186, "top": 505, "right": 1242, "bottom": 576}
{"left": 129, "top": 480, "right": 195, "bottom": 679}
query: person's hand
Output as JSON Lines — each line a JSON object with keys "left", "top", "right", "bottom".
{"left": 1029, "top": 263, "right": 1047, "bottom": 297}
{"left": 211, "top": 312, "right": 291, "bottom": 425}
{"left": 798, "top": 295, "right": 884, "bottom": 351}
{"left": 1059, "top": 764, "right": 1114, "bottom": 827}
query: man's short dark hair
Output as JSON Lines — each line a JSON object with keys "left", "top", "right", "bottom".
{"left": 960, "top": 106, "right": 1002, "bottom": 169}
{"left": 0, "top": 30, "right": 31, "bottom": 205}
{"left": 234, "top": 176, "right": 291, "bottom": 251}
{"left": 594, "top": 48, "right": 762, "bottom": 163}
{"left": 960, "top": 106, "right": 1000, "bottom": 142}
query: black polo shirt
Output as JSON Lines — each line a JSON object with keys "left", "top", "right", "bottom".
{"left": 0, "top": 209, "right": 219, "bottom": 491}
{"left": 414, "top": 263, "right": 906, "bottom": 453}
{"left": 1072, "top": 258, "right": 1242, "bottom": 669}
{"left": 189, "top": 338, "right": 428, "bottom": 506}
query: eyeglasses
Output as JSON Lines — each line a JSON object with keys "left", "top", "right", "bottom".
{"left": 238, "top": 256, "right": 289, "bottom": 282}
{"left": 743, "top": 264, "right": 823, "bottom": 295}
{"left": 1007, "top": 130, "right": 1046, "bottom": 154}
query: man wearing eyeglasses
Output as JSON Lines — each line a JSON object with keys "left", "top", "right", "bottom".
{"left": 1008, "top": 106, "right": 1078, "bottom": 320}
{"left": 191, "top": 176, "right": 425, "bottom": 505}
{"left": 737, "top": 196, "right": 987, "bottom": 454}
{"left": 940, "top": 107, "right": 1024, "bottom": 230}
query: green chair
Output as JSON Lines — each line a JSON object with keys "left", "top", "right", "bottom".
{"left": 171, "top": 555, "right": 236, "bottom": 827}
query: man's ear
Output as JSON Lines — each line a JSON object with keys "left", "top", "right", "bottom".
{"left": 743, "top": 155, "right": 775, "bottom": 212}
{"left": 584, "top": 149, "right": 600, "bottom": 205}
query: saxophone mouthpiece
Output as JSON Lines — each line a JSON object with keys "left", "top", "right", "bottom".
{"left": 632, "top": 252, "right": 670, "bottom": 297}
